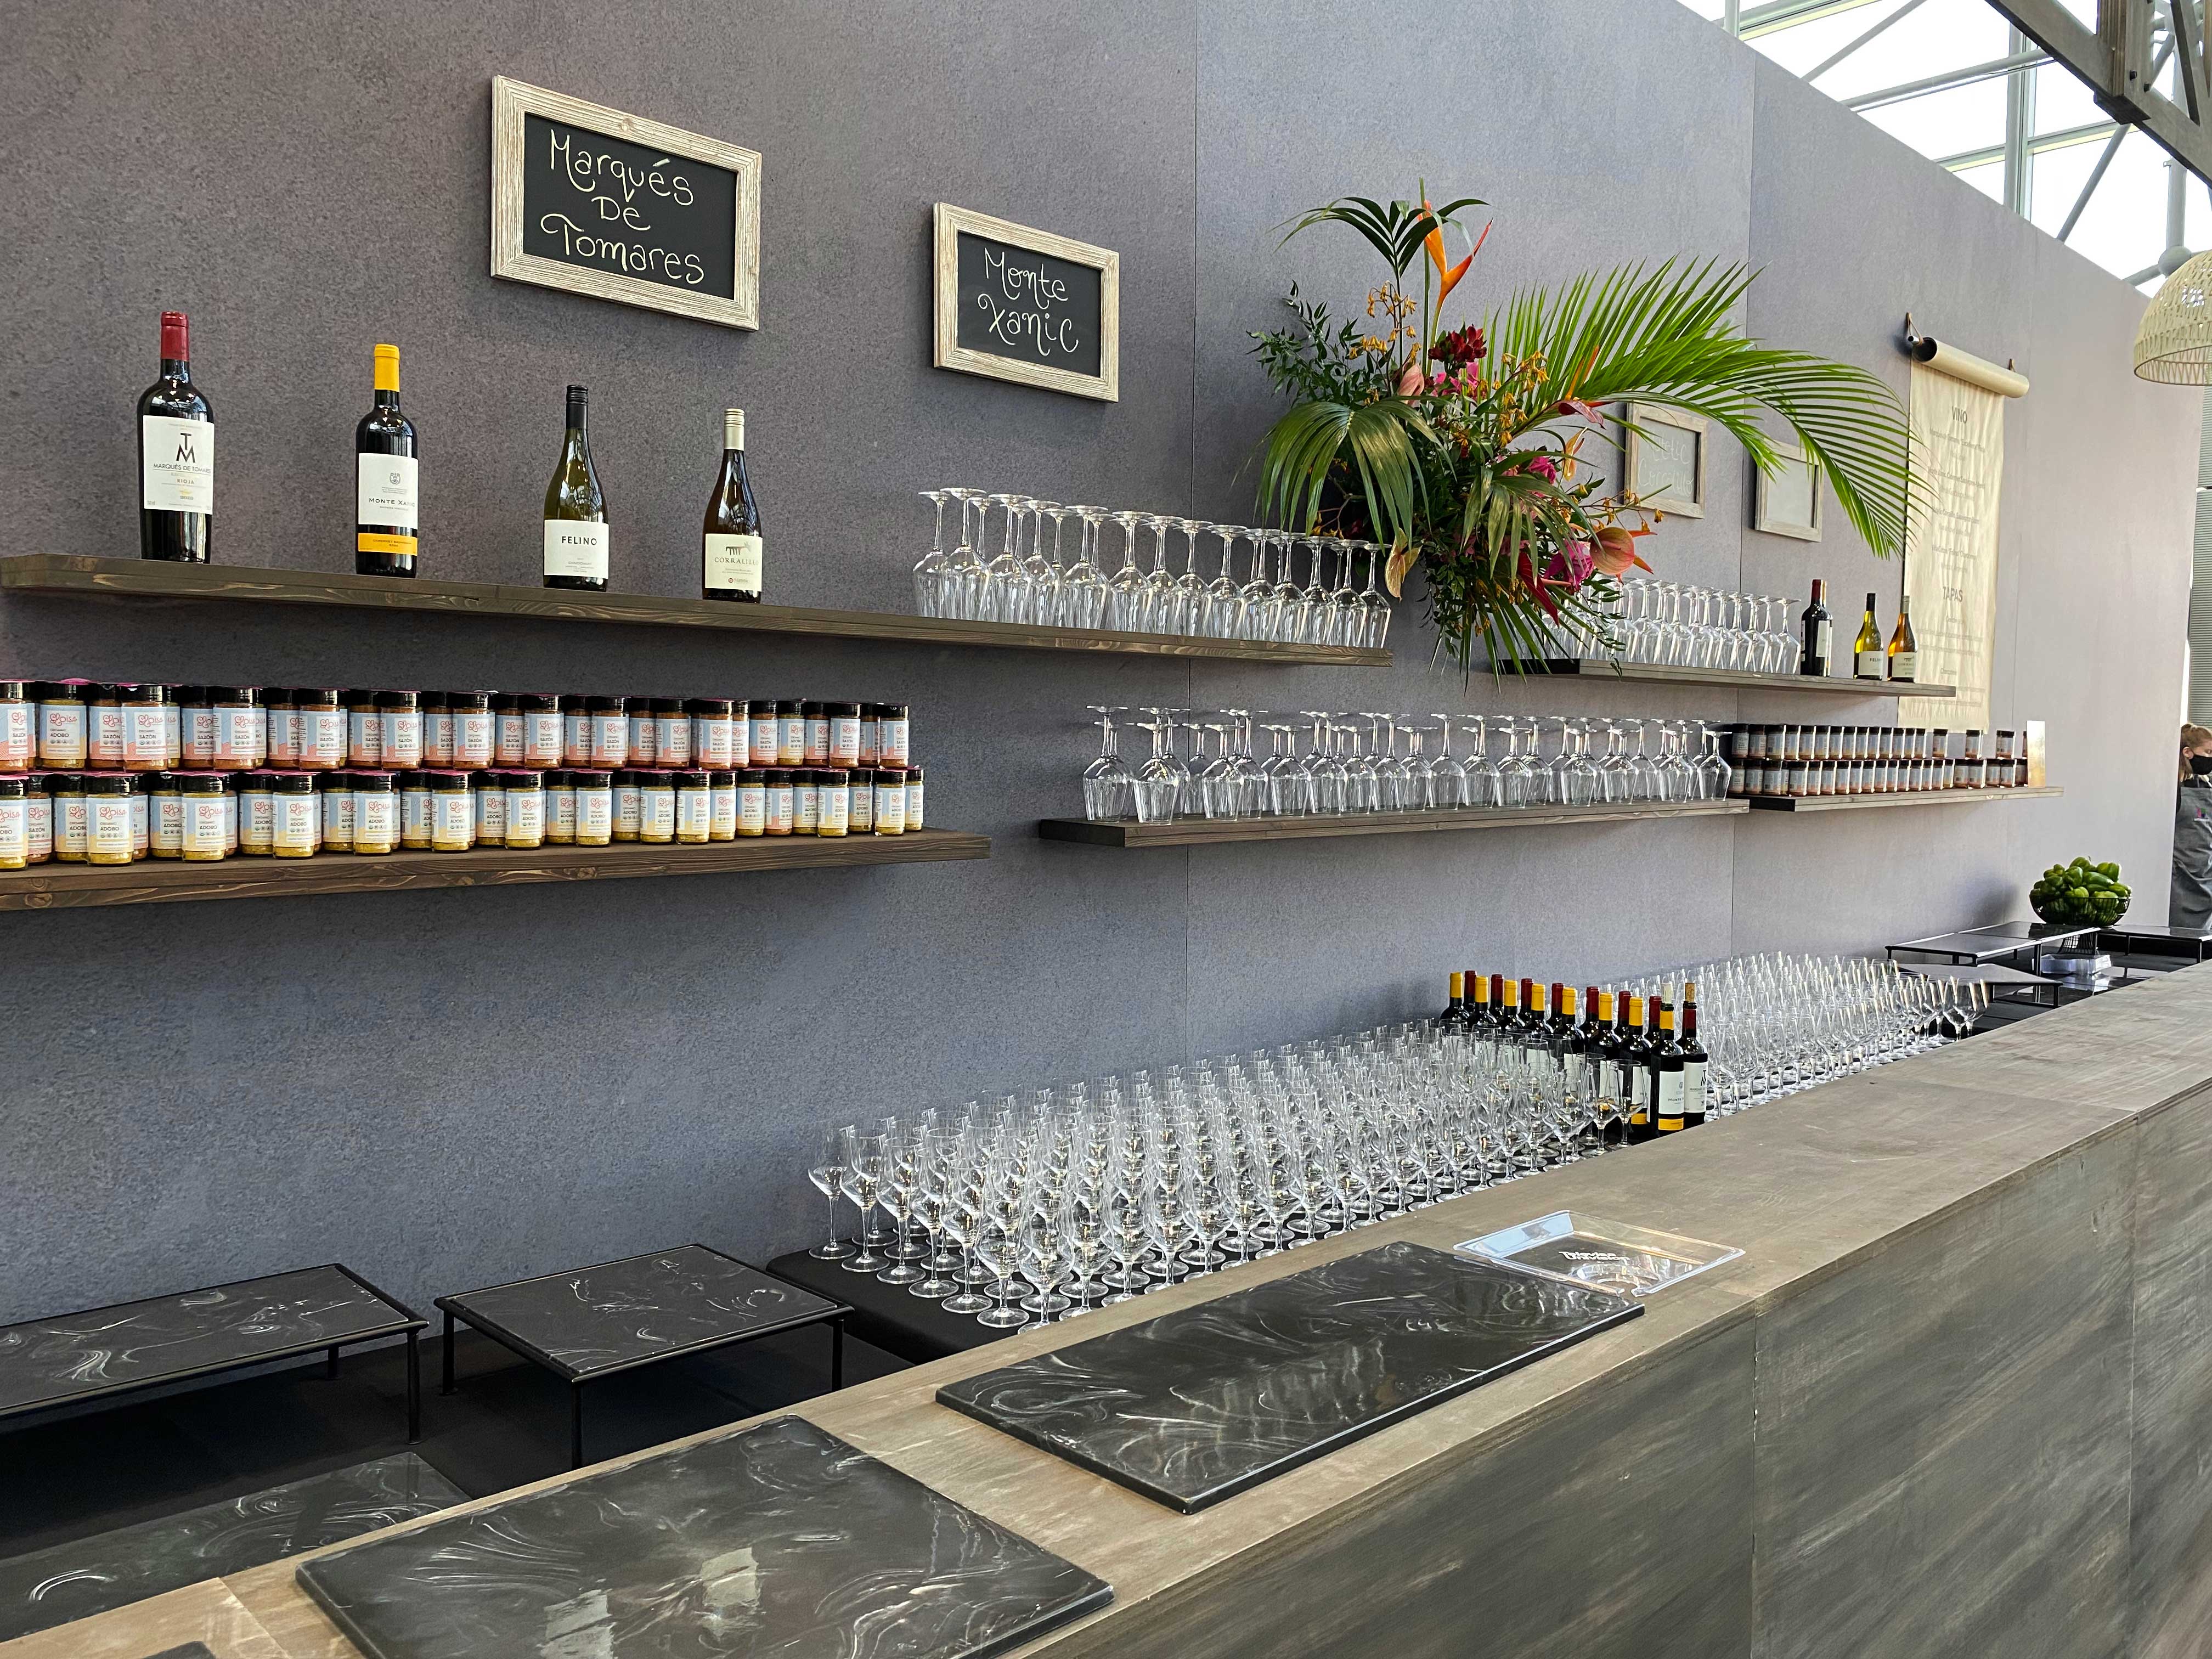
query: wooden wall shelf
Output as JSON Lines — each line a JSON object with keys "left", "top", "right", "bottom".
{"left": 1539, "top": 658, "right": 1957, "bottom": 698}
{"left": 0, "top": 556, "right": 1390, "bottom": 667}
{"left": 1039, "top": 799, "right": 1748, "bottom": 847}
{"left": 0, "top": 828, "right": 989, "bottom": 912}
{"left": 1744, "top": 786, "right": 2062, "bottom": 812}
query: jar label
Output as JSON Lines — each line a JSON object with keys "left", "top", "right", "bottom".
{"left": 738, "top": 789, "right": 765, "bottom": 834}
{"left": 90, "top": 797, "right": 132, "bottom": 855}
{"left": 710, "top": 786, "right": 737, "bottom": 838}
{"left": 849, "top": 782, "right": 873, "bottom": 831}
{"left": 26, "top": 797, "right": 52, "bottom": 859}
{"left": 456, "top": 712, "right": 494, "bottom": 765}
{"left": 678, "top": 791, "right": 711, "bottom": 837}
{"left": 243, "top": 792, "right": 276, "bottom": 846}
{"left": 300, "top": 710, "right": 345, "bottom": 765}
{"left": 325, "top": 788, "right": 357, "bottom": 839}
{"left": 594, "top": 714, "right": 629, "bottom": 765}
{"left": 357, "top": 793, "right": 398, "bottom": 839}
{"left": 831, "top": 717, "right": 861, "bottom": 765}
{"left": 562, "top": 712, "right": 590, "bottom": 765}
{"left": 382, "top": 711, "right": 422, "bottom": 766}
{"left": 55, "top": 797, "right": 88, "bottom": 850}
{"left": 218, "top": 706, "right": 266, "bottom": 763}
{"left": 805, "top": 718, "right": 830, "bottom": 764}
{"left": 526, "top": 711, "right": 563, "bottom": 765}
{"left": 506, "top": 791, "right": 544, "bottom": 836}
{"left": 778, "top": 716, "right": 804, "bottom": 763}
{"left": 433, "top": 793, "right": 472, "bottom": 844}
{"left": 818, "top": 786, "right": 849, "bottom": 835}
{"left": 0, "top": 798, "right": 24, "bottom": 859}
{"left": 154, "top": 794, "right": 185, "bottom": 849}
{"left": 627, "top": 715, "right": 656, "bottom": 765}
{"left": 793, "top": 782, "right": 819, "bottom": 832}
{"left": 656, "top": 718, "right": 691, "bottom": 765}
{"left": 183, "top": 797, "right": 225, "bottom": 853}
{"left": 874, "top": 784, "right": 905, "bottom": 832}
{"left": 347, "top": 709, "right": 382, "bottom": 766}
{"left": 905, "top": 780, "right": 924, "bottom": 828}
{"left": 91, "top": 706, "right": 127, "bottom": 762}
{"left": 550, "top": 788, "right": 578, "bottom": 836}
{"left": 0, "top": 703, "right": 30, "bottom": 763}
{"left": 616, "top": 783, "right": 641, "bottom": 833}
{"left": 765, "top": 787, "right": 793, "bottom": 833}
{"left": 579, "top": 789, "right": 613, "bottom": 838}
{"left": 497, "top": 712, "right": 527, "bottom": 764}
{"left": 278, "top": 795, "right": 318, "bottom": 849}
{"left": 697, "top": 718, "right": 736, "bottom": 765}
{"left": 879, "top": 718, "right": 910, "bottom": 765}
{"left": 474, "top": 789, "right": 505, "bottom": 840}
{"left": 40, "top": 703, "right": 85, "bottom": 763}
{"left": 642, "top": 789, "right": 676, "bottom": 836}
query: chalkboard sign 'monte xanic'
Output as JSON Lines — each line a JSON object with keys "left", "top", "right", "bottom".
{"left": 934, "top": 204, "right": 1119, "bottom": 402}
{"left": 492, "top": 77, "right": 760, "bottom": 331}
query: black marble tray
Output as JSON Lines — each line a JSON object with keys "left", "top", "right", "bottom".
{"left": 296, "top": 1416, "right": 1110, "bottom": 1659}
{"left": 937, "top": 1240, "right": 1641, "bottom": 1513}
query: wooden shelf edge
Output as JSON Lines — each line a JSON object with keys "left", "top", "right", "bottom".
{"left": 1539, "top": 658, "right": 1957, "bottom": 698}
{"left": 1742, "top": 786, "right": 2062, "bottom": 813}
{"left": 1037, "top": 800, "right": 1748, "bottom": 847}
{"left": 0, "top": 828, "right": 990, "bottom": 912}
{"left": 0, "top": 555, "right": 1389, "bottom": 667}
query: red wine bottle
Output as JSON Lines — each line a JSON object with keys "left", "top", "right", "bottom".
{"left": 138, "top": 311, "right": 213, "bottom": 562}
{"left": 356, "top": 343, "right": 419, "bottom": 577}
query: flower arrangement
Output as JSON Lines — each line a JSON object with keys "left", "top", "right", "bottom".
{"left": 1251, "top": 189, "right": 1917, "bottom": 673}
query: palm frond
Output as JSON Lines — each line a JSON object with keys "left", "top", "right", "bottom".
{"left": 1279, "top": 195, "right": 1486, "bottom": 278}
{"left": 1254, "top": 397, "right": 1438, "bottom": 546}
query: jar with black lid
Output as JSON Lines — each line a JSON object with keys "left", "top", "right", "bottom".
{"left": 638, "top": 769, "right": 676, "bottom": 843}
{"left": 319, "top": 770, "right": 355, "bottom": 851}
{"left": 747, "top": 698, "right": 778, "bottom": 767}
{"left": 450, "top": 691, "right": 494, "bottom": 769}
{"left": 210, "top": 687, "right": 265, "bottom": 770}
{"left": 377, "top": 691, "right": 422, "bottom": 769}
{"left": 764, "top": 766, "right": 794, "bottom": 835}
{"left": 572, "top": 768, "right": 612, "bottom": 845}
{"left": 345, "top": 689, "right": 381, "bottom": 767}
{"left": 272, "top": 771, "right": 317, "bottom": 857}
{"left": 904, "top": 763, "right": 926, "bottom": 831}
{"left": 82, "top": 772, "right": 134, "bottom": 864}
{"left": 353, "top": 771, "right": 399, "bottom": 854}
{"left": 792, "top": 767, "right": 820, "bottom": 834}
{"left": 0, "top": 681, "right": 31, "bottom": 772}
{"left": 87, "top": 684, "right": 127, "bottom": 769}
{"left": 545, "top": 768, "right": 577, "bottom": 844}
{"left": 113, "top": 684, "right": 171, "bottom": 774}
{"left": 48, "top": 771, "right": 87, "bottom": 860}
{"left": 560, "top": 693, "right": 591, "bottom": 766}
{"left": 429, "top": 770, "right": 472, "bottom": 851}
{"left": 263, "top": 687, "right": 298, "bottom": 766}
{"left": 802, "top": 701, "right": 830, "bottom": 765}
{"left": 492, "top": 693, "right": 524, "bottom": 766}
{"left": 873, "top": 766, "right": 907, "bottom": 836}
{"left": 504, "top": 770, "right": 545, "bottom": 849}
{"left": 817, "top": 766, "right": 849, "bottom": 837}
{"left": 393, "top": 769, "right": 430, "bottom": 849}
{"left": 470, "top": 769, "right": 504, "bottom": 846}
{"left": 178, "top": 771, "right": 227, "bottom": 861}
{"left": 775, "top": 699, "right": 804, "bottom": 766}
{"left": 827, "top": 701, "right": 862, "bottom": 768}
{"left": 858, "top": 702, "right": 881, "bottom": 766}
{"left": 674, "top": 768, "right": 712, "bottom": 844}
{"left": 36, "top": 680, "right": 88, "bottom": 770}
{"left": 691, "top": 697, "right": 738, "bottom": 766}
{"left": 21, "top": 773, "right": 50, "bottom": 864}
{"left": 653, "top": 698, "right": 691, "bottom": 766}
{"left": 291, "top": 689, "right": 342, "bottom": 770}
{"left": 127, "top": 772, "right": 149, "bottom": 857}
{"left": 625, "top": 696, "right": 657, "bottom": 768}
{"left": 588, "top": 696, "right": 629, "bottom": 769}
{"left": 149, "top": 770, "right": 183, "bottom": 857}
{"left": 521, "top": 693, "right": 562, "bottom": 769}
{"left": 613, "top": 768, "right": 642, "bottom": 842}
{"left": 736, "top": 768, "right": 766, "bottom": 836}
{"left": 708, "top": 768, "right": 736, "bottom": 840}
{"left": 420, "top": 692, "right": 454, "bottom": 766}
{"left": 0, "top": 775, "right": 26, "bottom": 869}
{"left": 848, "top": 766, "right": 874, "bottom": 833}
{"left": 877, "top": 702, "right": 911, "bottom": 767}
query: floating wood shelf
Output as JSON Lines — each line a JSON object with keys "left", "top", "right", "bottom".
{"left": 0, "top": 556, "right": 1390, "bottom": 667}
{"left": 1038, "top": 799, "right": 1748, "bottom": 847}
{"left": 1743, "top": 786, "right": 2062, "bottom": 812}
{"left": 1538, "top": 658, "right": 1957, "bottom": 698}
{"left": 0, "top": 827, "right": 989, "bottom": 912}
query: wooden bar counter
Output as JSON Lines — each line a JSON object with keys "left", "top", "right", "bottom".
{"left": 16, "top": 966, "right": 2212, "bottom": 1658}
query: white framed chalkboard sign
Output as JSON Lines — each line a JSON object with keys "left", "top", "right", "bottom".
{"left": 933, "top": 204, "right": 1119, "bottom": 402}
{"left": 490, "top": 76, "right": 761, "bottom": 330}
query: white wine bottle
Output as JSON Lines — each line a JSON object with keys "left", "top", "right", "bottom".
{"left": 701, "top": 407, "right": 763, "bottom": 602}
{"left": 1887, "top": 595, "right": 1918, "bottom": 683}
{"left": 1853, "top": 591, "right": 1884, "bottom": 680}
{"left": 543, "top": 385, "right": 607, "bottom": 592}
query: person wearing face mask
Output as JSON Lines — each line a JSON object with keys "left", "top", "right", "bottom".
{"left": 2173, "top": 724, "right": 2212, "bottom": 930}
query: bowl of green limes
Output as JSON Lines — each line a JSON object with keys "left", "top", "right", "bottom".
{"left": 2030, "top": 858, "right": 2130, "bottom": 928}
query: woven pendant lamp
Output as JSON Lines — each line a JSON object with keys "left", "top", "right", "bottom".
{"left": 2135, "top": 249, "right": 2212, "bottom": 382}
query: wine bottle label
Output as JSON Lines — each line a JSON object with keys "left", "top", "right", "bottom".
{"left": 356, "top": 454, "right": 419, "bottom": 537}
{"left": 1891, "top": 651, "right": 1917, "bottom": 679}
{"left": 703, "top": 533, "right": 762, "bottom": 591}
{"left": 1813, "top": 620, "right": 1832, "bottom": 658}
{"left": 1856, "top": 649, "right": 1884, "bottom": 677}
{"left": 1684, "top": 1059, "right": 1706, "bottom": 1116}
{"left": 544, "top": 520, "right": 610, "bottom": 580}
{"left": 141, "top": 415, "right": 215, "bottom": 513}
{"left": 1657, "top": 1068, "right": 1686, "bottom": 1129}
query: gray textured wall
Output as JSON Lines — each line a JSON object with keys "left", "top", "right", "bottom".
{"left": 0, "top": 0, "right": 2195, "bottom": 1322}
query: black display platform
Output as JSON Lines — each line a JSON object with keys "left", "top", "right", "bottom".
{"left": 768, "top": 1249, "right": 1007, "bottom": 1362}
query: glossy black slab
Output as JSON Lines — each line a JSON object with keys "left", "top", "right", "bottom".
{"left": 437, "top": 1245, "right": 844, "bottom": 1379}
{"left": 937, "top": 1241, "right": 1641, "bottom": 1513}
{"left": 0, "top": 1266, "right": 420, "bottom": 1418}
{"left": 297, "top": 1416, "right": 1110, "bottom": 1659}
{"left": 0, "top": 1453, "right": 465, "bottom": 1641}
{"left": 144, "top": 1645, "right": 216, "bottom": 1659}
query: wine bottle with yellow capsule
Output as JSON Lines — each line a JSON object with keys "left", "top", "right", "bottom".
{"left": 354, "top": 344, "right": 419, "bottom": 577}
{"left": 1886, "top": 596, "right": 1918, "bottom": 683}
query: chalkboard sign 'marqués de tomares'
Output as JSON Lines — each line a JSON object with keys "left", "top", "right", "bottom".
{"left": 933, "top": 204, "right": 1119, "bottom": 402}
{"left": 490, "top": 76, "right": 761, "bottom": 330}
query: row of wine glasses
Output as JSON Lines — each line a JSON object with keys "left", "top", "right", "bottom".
{"left": 798, "top": 955, "right": 1973, "bottom": 1330}
{"left": 911, "top": 488, "right": 1395, "bottom": 648}
{"left": 1551, "top": 579, "right": 1804, "bottom": 674}
{"left": 1079, "top": 705, "right": 1734, "bottom": 822}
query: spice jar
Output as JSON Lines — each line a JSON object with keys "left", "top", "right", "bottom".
{"left": 83, "top": 773, "right": 134, "bottom": 864}
{"left": 0, "top": 681, "right": 31, "bottom": 771}
{"left": 150, "top": 771, "right": 183, "bottom": 858}
{"left": 174, "top": 686, "right": 212, "bottom": 765}
{"left": 692, "top": 698, "right": 738, "bottom": 766}
{"left": 493, "top": 693, "right": 525, "bottom": 765}
{"left": 0, "top": 776, "right": 25, "bottom": 870}
{"left": 22, "top": 774, "right": 50, "bottom": 865}
{"left": 346, "top": 689, "right": 382, "bottom": 767}
{"left": 792, "top": 767, "right": 820, "bottom": 835}
{"left": 430, "top": 771, "right": 472, "bottom": 851}
{"left": 675, "top": 769, "right": 712, "bottom": 844}
{"left": 803, "top": 701, "right": 830, "bottom": 765}
{"left": 613, "top": 769, "right": 641, "bottom": 842}
{"left": 709, "top": 768, "right": 736, "bottom": 840}
{"left": 377, "top": 692, "right": 422, "bottom": 769}
{"left": 221, "top": 774, "right": 239, "bottom": 852}
{"left": 827, "top": 701, "right": 862, "bottom": 768}
{"left": 87, "top": 684, "right": 127, "bottom": 769}
{"left": 503, "top": 770, "right": 545, "bottom": 849}
{"left": 394, "top": 769, "right": 432, "bottom": 848}
{"left": 209, "top": 687, "right": 265, "bottom": 770}
{"left": 320, "top": 770, "right": 355, "bottom": 851}
{"left": 904, "top": 763, "right": 926, "bottom": 831}
{"left": 416, "top": 692, "right": 450, "bottom": 767}
{"left": 588, "top": 697, "right": 629, "bottom": 769}
{"left": 848, "top": 766, "right": 874, "bottom": 833}
{"left": 521, "top": 693, "right": 562, "bottom": 769}
{"left": 238, "top": 771, "right": 276, "bottom": 855}
{"left": 817, "top": 766, "right": 849, "bottom": 837}
{"left": 639, "top": 769, "right": 676, "bottom": 844}
{"left": 858, "top": 703, "right": 881, "bottom": 766}
{"left": 264, "top": 687, "right": 298, "bottom": 766}
{"left": 295, "top": 689, "right": 345, "bottom": 770}
{"left": 736, "top": 768, "right": 766, "bottom": 836}
{"left": 273, "top": 772, "right": 318, "bottom": 857}
{"left": 353, "top": 771, "right": 398, "bottom": 854}
{"left": 128, "top": 774, "right": 149, "bottom": 857}
{"left": 561, "top": 693, "right": 590, "bottom": 765}
{"left": 470, "top": 770, "right": 505, "bottom": 847}
{"left": 775, "top": 700, "right": 804, "bottom": 766}
{"left": 115, "top": 683, "right": 171, "bottom": 772}
{"left": 573, "top": 769, "right": 612, "bottom": 845}
{"left": 625, "top": 697, "right": 657, "bottom": 768}
{"left": 653, "top": 698, "right": 691, "bottom": 767}
{"left": 545, "top": 768, "right": 577, "bottom": 844}
{"left": 760, "top": 767, "right": 792, "bottom": 835}
{"left": 37, "top": 680, "right": 88, "bottom": 770}
{"left": 877, "top": 702, "right": 911, "bottom": 767}
{"left": 48, "top": 771, "right": 87, "bottom": 860}
{"left": 747, "top": 699, "right": 778, "bottom": 767}
{"left": 874, "top": 766, "right": 907, "bottom": 835}
{"left": 451, "top": 691, "right": 494, "bottom": 769}
{"left": 179, "top": 772, "right": 227, "bottom": 861}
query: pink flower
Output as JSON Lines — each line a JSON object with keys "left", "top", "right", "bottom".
{"left": 1396, "top": 362, "right": 1424, "bottom": 397}
{"left": 1590, "top": 524, "right": 1654, "bottom": 577}
{"left": 1525, "top": 455, "right": 1559, "bottom": 483}
{"left": 1544, "top": 541, "right": 1596, "bottom": 591}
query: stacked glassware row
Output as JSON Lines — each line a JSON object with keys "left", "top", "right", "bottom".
{"left": 802, "top": 953, "right": 1983, "bottom": 1330}
{"left": 1079, "top": 706, "right": 1734, "bottom": 822}
{"left": 1548, "top": 578, "right": 1808, "bottom": 672}
{"left": 911, "top": 488, "right": 1395, "bottom": 648}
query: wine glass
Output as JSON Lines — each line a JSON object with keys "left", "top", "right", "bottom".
{"left": 1204, "top": 525, "right": 1246, "bottom": 638}
{"left": 1082, "top": 706, "right": 1136, "bottom": 821}
{"left": 913, "top": 492, "right": 949, "bottom": 618}
{"left": 1171, "top": 520, "right": 1210, "bottom": 639}
{"left": 943, "top": 489, "right": 989, "bottom": 621}
{"left": 1141, "top": 515, "right": 1180, "bottom": 635}
{"left": 982, "top": 494, "right": 1027, "bottom": 623}
{"left": 839, "top": 1132, "right": 890, "bottom": 1273}
{"left": 1325, "top": 538, "right": 1361, "bottom": 643}
{"left": 1105, "top": 511, "right": 1148, "bottom": 633}
{"left": 1060, "top": 507, "right": 1108, "bottom": 629}
{"left": 1289, "top": 536, "right": 1325, "bottom": 644}
{"left": 1020, "top": 500, "right": 1062, "bottom": 627}
{"left": 1356, "top": 541, "right": 1392, "bottom": 648}
{"left": 808, "top": 1125, "right": 855, "bottom": 1259}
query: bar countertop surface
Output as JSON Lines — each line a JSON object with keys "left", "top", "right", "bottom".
{"left": 15, "top": 963, "right": 2212, "bottom": 1659}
